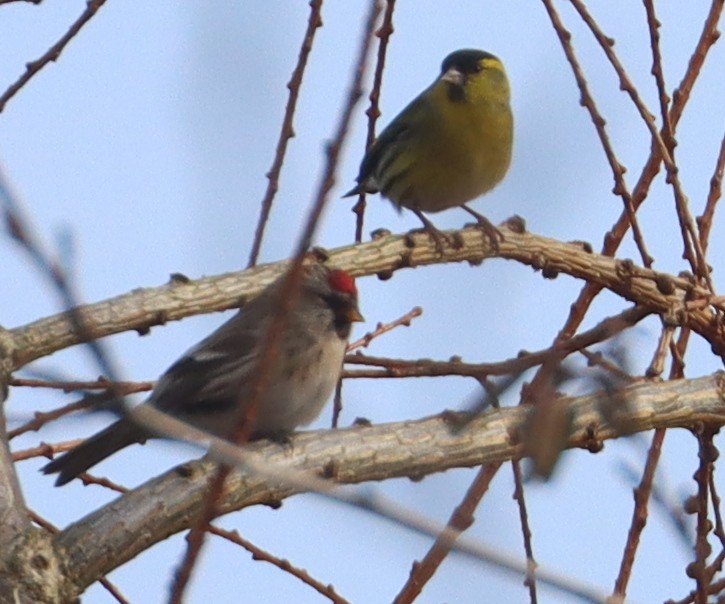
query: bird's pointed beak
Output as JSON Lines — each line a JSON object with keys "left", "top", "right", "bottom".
{"left": 441, "top": 67, "right": 465, "bottom": 87}
{"left": 347, "top": 307, "right": 365, "bottom": 323}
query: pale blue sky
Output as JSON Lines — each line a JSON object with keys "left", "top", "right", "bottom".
{"left": 2, "top": 2, "right": 724, "bottom": 602}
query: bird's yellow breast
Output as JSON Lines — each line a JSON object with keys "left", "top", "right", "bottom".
{"left": 383, "top": 61, "right": 513, "bottom": 213}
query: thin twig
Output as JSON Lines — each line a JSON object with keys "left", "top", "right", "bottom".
{"left": 347, "top": 306, "right": 422, "bottom": 351}
{"left": 247, "top": 0, "right": 324, "bottom": 267}
{"left": 352, "top": 0, "right": 397, "bottom": 242}
{"left": 698, "top": 129, "right": 725, "bottom": 253}
{"left": 333, "top": 305, "right": 422, "bottom": 427}
{"left": 371, "top": 493, "right": 616, "bottom": 604}
{"left": 392, "top": 463, "right": 502, "bottom": 604}
{"left": 0, "top": 0, "right": 108, "bottom": 112}
{"left": 12, "top": 439, "right": 83, "bottom": 462}
{"left": 7, "top": 379, "right": 153, "bottom": 439}
{"left": 708, "top": 470, "right": 725, "bottom": 550}
{"left": 168, "top": 470, "right": 228, "bottom": 604}
{"left": 669, "top": 576, "right": 725, "bottom": 604}
{"left": 613, "top": 322, "right": 690, "bottom": 597}
{"left": 580, "top": 349, "right": 634, "bottom": 382}
{"left": 611, "top": 428, "right": 666, "bottom": 598}
{"left": 642, "top": 0, "right": 674, "bottom": 150}
{"left": 645, "top": 324, "right": 674, "bottom": 378}
{"left": 343, "top": 305, "right": 650, "bottom": 380}
{"left": 209, "top": 525, "right": 352, "bottom": 604}
{"left": 692, "top": 429, "right": 718, "bottom": 604}
{"left": 8, "top": 376, "right": 152, "bottom": 393}
{"left": 512, "top": 459, "right": 538, "bottom": 602}
{"left": 76, "top": 472, "right": 128, "bottom": 493}
{"left": 9, "top": 400, "right": 92, "bottom": 440}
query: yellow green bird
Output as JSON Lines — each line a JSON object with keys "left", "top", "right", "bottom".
{"left": 345, "top": 49, "right": 513, "bottom": 247}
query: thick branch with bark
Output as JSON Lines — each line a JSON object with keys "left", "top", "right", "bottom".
{"left": 46, "top": 372, "right": 725, "bottom": 597}
{"left": 7, "top": 223, "right": 724, "bottom": 371}
{"left": 3, "top": 225, "right": 725, "bottom": 600}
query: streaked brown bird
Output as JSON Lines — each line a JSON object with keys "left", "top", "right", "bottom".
{"left": 43, "top": 264, "right": 364, "bottom": 486}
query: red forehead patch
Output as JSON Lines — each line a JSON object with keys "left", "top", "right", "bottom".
{"left": 328, "top": 269, "right": 357, "bottom": 295}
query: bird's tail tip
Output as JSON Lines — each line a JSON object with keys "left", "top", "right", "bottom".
{"left": 342, "top": 185, "right": 361, "bottom": 198}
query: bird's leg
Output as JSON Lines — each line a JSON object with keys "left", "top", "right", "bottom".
{"left": 410, "top": 209, "right": 460, "bottom": 252}
{"left": 265, "top": 430, "right": 295, "bottom": 448}
{"left": 461, "top": 205, "right": 504, "bottom": 252}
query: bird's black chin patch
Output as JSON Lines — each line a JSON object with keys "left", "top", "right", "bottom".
{"left": 446, "top": 81, "right": 467, "bottom": 103}
{"left": 334, "top": 317, "right": 352, "bottom": 339}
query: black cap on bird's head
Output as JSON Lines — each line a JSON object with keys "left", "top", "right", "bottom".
{"left": 439, "top": 49, "right": 500, "bottom": 102}
{"left": 441, "top": 49, "right": 497, "bottom": 74}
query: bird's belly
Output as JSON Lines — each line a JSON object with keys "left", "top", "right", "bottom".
{"left": 384, "top": 110, "right": 512, "bottom": 213}
{"left": 252, "top": 336, "right": 346, "bottom": 436}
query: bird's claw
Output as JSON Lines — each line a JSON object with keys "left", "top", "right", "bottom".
{"left": 461, "top": 206, "right": 504, "bottom": 252}
{"left": 411, "top": 210, "right": 462, "bottom": 253}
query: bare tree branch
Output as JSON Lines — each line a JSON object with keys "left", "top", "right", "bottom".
{"left": 0, "top": 0, "right": 108, "bottom": 112}
{"left": 8, "top": 223, "right": 724, "bottom": 372}
{"left": 48, "top": 372, "right": 725, "bottom": 596}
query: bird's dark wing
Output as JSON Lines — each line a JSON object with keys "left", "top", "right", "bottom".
{"left": 345, "top": 88, "right": 439, "bottom": 197}
{"left": 354, "top": 120, "right": 410, "bottom": 191}
{"left": 150, "top": 311, "right": 262, "bottom": 420}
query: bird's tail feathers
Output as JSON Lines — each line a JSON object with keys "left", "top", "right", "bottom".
{"left": 342, "top": 184, "right": 362, "bottom": 198}
{"left": 42, "top": 420, "right": 144, "bottom": 486}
